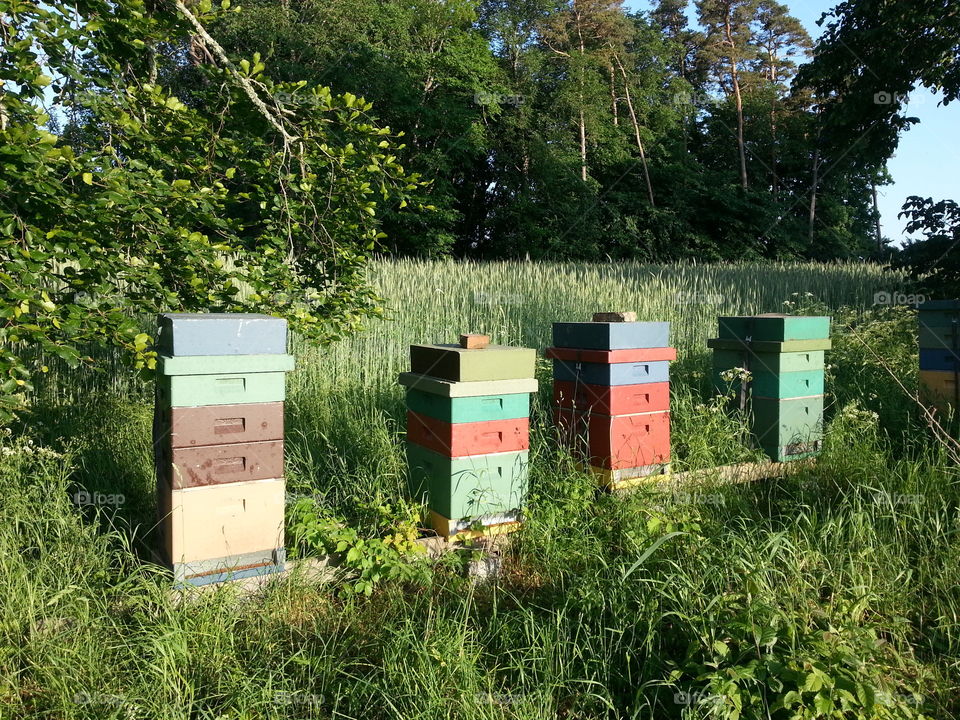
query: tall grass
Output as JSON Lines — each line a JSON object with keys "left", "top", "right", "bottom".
{"left": 5, "top": 259, "right": 957, "bottom": 720}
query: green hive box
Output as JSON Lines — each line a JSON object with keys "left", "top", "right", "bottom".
{"left": 713, "top": 369, "right": 824, "bottom": 399}
{"left": 409, "top": 344, "right": 535, "bottom": 382}
{"left": 750, "top": 395, "right": 824, "bottom": 448}
{"left": 157, "top": 372, "right": 287, "bottom": 408}
{"left": 406, "top": 389, "right": 529, "bottom": 424}
{"left": 708, "top": 337, "right": 832, "bottom": 353}
{"left": 759, "top": 440, "right": 823, "bottom": 463}
{"left": 717, "top": 314, "right": 831, "bottom": 342}
{"left": 159, "top": 354, "right": 294, "bottom": 376}
{"left": 712, "top": 349, "right": 824, "bottom": 374}
{"left": 406, "top": 444, "right": 528, "bottom": 519}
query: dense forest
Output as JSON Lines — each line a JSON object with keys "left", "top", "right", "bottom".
{"left": 159, "top": 0, "right": 886, "bottom": 260}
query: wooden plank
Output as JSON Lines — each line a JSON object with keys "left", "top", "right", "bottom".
{"left": 609, "top": 458, "right": 816, "bottom": 492}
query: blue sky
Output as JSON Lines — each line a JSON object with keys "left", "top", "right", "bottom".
{"left": 629, "top": 0, "right": 960, "bottom": 244}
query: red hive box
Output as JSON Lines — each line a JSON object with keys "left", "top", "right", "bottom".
{"left": 553, "top": 380, "right": 670, "bottom": 416}
{"left": 407, "top": 411, "right": 529, "bottom": 457}
{"left": 554, "top": 408, "right": 670, "bottom": 470}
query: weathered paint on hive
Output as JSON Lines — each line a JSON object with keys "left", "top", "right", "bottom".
{"left": 552, "top": 322, "right": 669, "bottom": 350}
{"left": 552, "top": 380, "right": 670, "bottom": 415}
{"left": 168, "top": 439, "right": 284, "bottom": 489}
{"left": 409, "top": 344, "right": 536, "bottom": 382}
{"left": 552, "top": 359, "right": 670, "bottom": 386}
{"left": 407, "top": 412, "right": 529, "bottom": 457}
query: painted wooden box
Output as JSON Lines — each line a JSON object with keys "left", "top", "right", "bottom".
{"left": 712, "top": 349, "right": 825, "bottom": 374}
{"left": 552, "top": 380, "right": 670, "bottom": 415}
{"left": 158, "top": 313, "right": 287, "bottom": 356}
{"left": 398, "top": 373, "right": 538, "bottom": 398}
{"left": 552, "top": 359, "right": 670, "bottom": 386}
{"left": 919, "top": 348, "right": 960, "bottom": 372}
{"left": 406, "top": 445, "right": 529, "bottom": 519}
{"left": 749, "top": 395, "right": 824, "bottom": 449}
{"left": 157, "top": 372, "right": 287, "bottom": 408}
{"left": 717, "top": 314, "right": 831, "bottom": 342}
{"left": 406, "top": 412, "right": 529, "bottom": 457}
{"left": 712, "top": 369, "right": 825, "bottom": 399}
{"left": 158, "top": 402, "right": 284, "bottom": 448}
{"left": 166, "top": 439, "right": 284, "bottom": 489}
{"left": 405, "top": 389, "right": 529, "bottom": 424}
{"left": 158, "top": 477, "right": 285, "bottom": 566}
{"left": 552, "top": 322, "right": 670, "bottom": 350}
{"left": 409, "top": 344, "right": 535, "bottom": 382}
{"left": 546, "top": 346, "right": 677, "bottom": 364}
{"left": 554, "top": 408, "right": 670, "bottom": 470}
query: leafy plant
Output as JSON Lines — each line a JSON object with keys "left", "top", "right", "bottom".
{"left": 287, "top": 496, "right": 429, "bottom": 595}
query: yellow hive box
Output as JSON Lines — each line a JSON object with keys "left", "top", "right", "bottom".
{"left": 158, "top": 477, "right": 285, "bottom": 565}
{"left": 920, "top": 370, "right": 958, "bottom": 409}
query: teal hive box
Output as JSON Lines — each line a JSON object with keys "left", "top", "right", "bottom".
{"left": 750, "top": 395, "right": 824, "bottom": 449}
{"left": 158, "top": 372, "right": 287, "bottom": 408}
{"left": 717, "top": 314, "right": 830, "bottom": 342}
{"left": 405, "top": 389, "right": 529, "bottom": 424}
{"left": 708, "top": 337, "right": 832, "bottom": 353}
{"left": 159, "top": 354, "right": 295, "bottom": 376}
{"left": 409, "top": 344, "right": 535, "bottom": 382}
{"left": 552, "top": 322, "right": 669, "bottom": 350}
{"left": 712, "top": 349, "right": 824, "bottom": 374}
{"left": 713, "top": 369, "right": 824, "bottom": 399}
{"left": 759, "top": 440, "right": 823, "bottom": 463}
{"left": 406, "top": 445, "right": 529, "bottom": 519}
{"left": 158, "top": 313, "right": 287, "bottom": 356}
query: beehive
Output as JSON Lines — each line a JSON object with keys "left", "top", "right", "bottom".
{"left": 548, "top": 317, "right": 674, "bottom": 486}
{"left": 401, "top": 338, "right": 537, "bottom": 537}
{"left": 154, "top": 313, "right": 293, "bottom": 586}
{"left": 709, "top": 314, "right": 830, "bottom": 462}
{"left": 918, "top": 300, "right": 960, "bottom": 412}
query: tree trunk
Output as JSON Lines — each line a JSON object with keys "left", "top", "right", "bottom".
{"left": 614, "top": 54, "right": 654, "bottom": 206}
{"left": 609, "top": 64, "right": 618, "bottom": 126}
{"left": 808, "top": 146, "right": 820, "bottom": 244}
{"left": 724, "top": 14, "right": 748, "bottom": 190}
{"left": 871, "top": 181, "right": 882, "bottom": 250}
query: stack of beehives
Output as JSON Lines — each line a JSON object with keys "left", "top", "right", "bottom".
{"left": 918, "top": 300, "right": 960, "bottom": 413}
{"left": 709, "top": 314, "right": 830, "bottom": 462}
{"left": 549, "top": 313, "right": 675, "bottom": 488}
{"left": 399, "top": 334, "right": 537, "bottom": 538}
{"left": 155, "top": 313, "right": 293, "bottom": 586}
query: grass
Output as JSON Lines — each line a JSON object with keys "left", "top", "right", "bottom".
{"left": 2, "top": 259, "right": 959, "bottom": 719}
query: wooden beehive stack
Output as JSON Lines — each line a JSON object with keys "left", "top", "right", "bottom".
{"left": 398, "top": 334, "right": 537, "bottom": 538}
{"left": 547, "top": 313, "right": 675, "bottom": 487}
{"left": 154, "top": 313, "right": 294, "bottom": 586}
{"left": 918, "top": 300, "right": 960, "bottom": 413}
{"left": 708, "top": 314, "right": 831, "bottom": 462}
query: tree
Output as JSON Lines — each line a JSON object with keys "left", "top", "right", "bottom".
{"left": 697, "top": 0, "right": 758, "bottom": 190}
{"left": 0, "top": 0, "right": 424, "bottom": 421}
{"left": 897, "top": 197, "right": 960, "bottom": 296}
